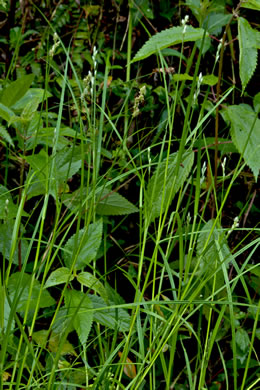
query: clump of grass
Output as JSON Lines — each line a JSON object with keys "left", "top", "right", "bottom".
{"left": 0, "top": 2, "right": 259, "bottom": 390}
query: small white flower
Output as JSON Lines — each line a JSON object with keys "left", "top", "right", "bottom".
{"left": 200, "top": 161, "right": 207, "bottom": 185}
{"left": 221, "top": 157, "right": 227, "bottom": 177}
{"left": 227, "top": 216, "right": 239, "bottom": 235}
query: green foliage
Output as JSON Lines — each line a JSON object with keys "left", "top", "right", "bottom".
{"left": 0, "top": 74, "right": 34, "bottom": 108}
{"left": 226, "top": 104, "right": 260, "bottom": 181}
{"left": 0, "top": 221, "right": 28, "bottom": 265}
{"left": 64, "top": 289, "right": 93, "bottom": 345}
{"left": 1, "top": 1, "right": 259, "bottom": 388}
{"left": 132, "top": 26, "right": 208, "bottom": 62}
{"left": 238, "top": 17, "right": 260, "bottom": 93}
{"left": 146, "top": 151, "right": 194, "bottom": 221}
{"left": 8, "top": 272, "right": 55, "bottom": 312}
{"left": 63, "top": 219, "right": 103, "bottom": 271}
{"left": 196, "top": 219, "right": 233, "bottom": 297}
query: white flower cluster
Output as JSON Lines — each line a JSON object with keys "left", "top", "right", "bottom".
{"left": 181, "top": 15, "right": 189, "bottom": 34}
{"left": 81, "top": 46, "right": 98, "bottom": 101}
{"left": 228, "top": 216, "right": 239, "bottom": 236}
{"left": 193, "top": 72, "right": 203, "bottom": 104}
{"left": 133, "top": 85, "right": 146, "bottom": 118}
{"left": 49, "top": 32, "right": 60, "bottom": 58}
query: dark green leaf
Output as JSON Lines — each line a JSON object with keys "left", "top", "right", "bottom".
{"left": 8, "top": 272, "right": 55, "bottom": 312}
{"left": 226, "top": 105, "right": 260, "bottom": 181}
{"left": 64, "top": 289, "right": 93, "bottom": 345}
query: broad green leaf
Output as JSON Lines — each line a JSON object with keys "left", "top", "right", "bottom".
{"left": 235, "top": 328, "right": 250, "bottom": 352}
{"left": 0, "top": 220, "right": 29, "bottom": 265}
{"left": 63, "top": 219, "right": 103, "bottom": 271}
{"left": 0, "top": 74, "right": 34, "bottom": 108}
{"left": 32, "top": 330, "right": 76, "bottom": 355}
{"left": 11, "top": 88, "right": 52, "bottom": 111}
{"left": 0, "top": 103, "right": 15, "bottom": 123}
{"left": 146, "top": 151, "right": 194, "bottom": 221}
{"left": 8, "top": 272, "right": 55, "bottom": 312}
{"left": 63, "top": 186, "right": 138, "bottom": 217}
{"left": 226, "top": 105, "right": 260, "bottom": 181}
{"left": 77, "top": 272, "right": 108, "bottom": 302}
{"left": 96, "top": 188, "right": 138, "bottom": 215}
{"left": 197, "top": 219, "right": 233, "bottom": 296}
{"left": 0, "top": 126, "right": 14, "bottom": 147}
{"left": 238, "top": 17, "right": 259, "bottom": 93}
{"left": 253, "top": 92, "right": 260, "bottom": 113}
{"left": 173, "top": 73, "right": 218, "bottom": 86}
{"left": 25, "top": 147, "right": 81, "bottom": 199}
{"left": 202, "top": 13, "right": 231, "bottom": 35}
{"left": 241, "top": 0, "right": 260, "bottom": 10}
{"left": 64, "top": 289, "right": 93, "bottom": 345}
{"left": 44, "top": 267, "right": 74, "bottom": 289}
{"left": 21, "top": 98, "right": 40, "bottom": 121}
{"left": 0, "top": 185, "right": 28, "bottom": 220}
{"left": 132, "top": 25, "right": 208, "bottom": 63}
{"left": 89, "top": 294, "right": 131, "bottom": 332}
{"left": 25, "top": 127, "right": 81, "bottom": 150}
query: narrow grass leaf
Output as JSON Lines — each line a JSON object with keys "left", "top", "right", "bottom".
{"left": 147, "top": 151, "right": 194, "bottom": 221}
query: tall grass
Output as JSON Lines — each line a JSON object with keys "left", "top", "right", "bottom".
{"left": 0, "top": 12, "right": 259, "bottom": 390}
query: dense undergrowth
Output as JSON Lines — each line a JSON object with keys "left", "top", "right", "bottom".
{"left": 0, "top": 0, "right": 259, "bottom": 389}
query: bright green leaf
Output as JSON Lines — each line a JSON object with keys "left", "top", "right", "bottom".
{"left": 0, "top": 126, "right": 14, "bottom": 147}
{"left": 132, "top": 26, "right": 208, "bottom": 63}
{"left": 253, "top": 92, "right": 260, "bottom": 113}
{"left": 77, "top": 272, "right": 108, "bottom": 302}
{"left": 241, "top": 0, "right": 260, "bottom": 10}
{"left": 238, "top": 17, "right": 259, "bottom": 93}
{"left": 173, "top": 73, "right": 218, "bottom": 86}
{"left": 235, "top": 328, "right": 250, "bottom": 352}
{"left": 11, "top": 88, "right": 52, "bottom": 111}
{"left": 44, "top": 267, "right": 74, "bottom": 289}
{"left": 0, "top": 74, "right": 34, "bottom": 108}
{"left": 0, "top": 103, "right": 15, "bottom": 123}
{"left": 63, "top": 219, "right": 103, "bottom": 271}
